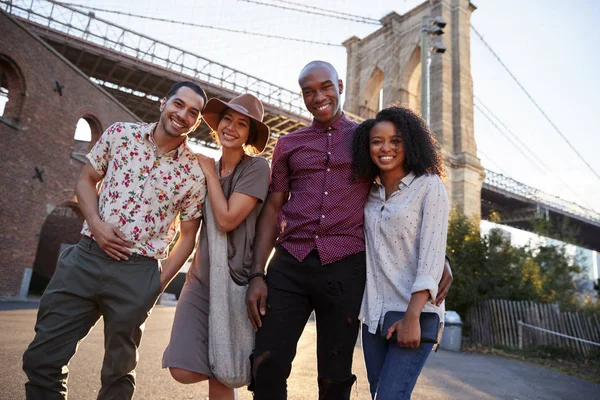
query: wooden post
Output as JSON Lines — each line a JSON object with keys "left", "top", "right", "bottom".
{"left": 518, "top": 320, "right": 523, "bottom": 350}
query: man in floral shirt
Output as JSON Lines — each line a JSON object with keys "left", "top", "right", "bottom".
{"left": 23, "top": 81, "right": 207, "bottom": 399}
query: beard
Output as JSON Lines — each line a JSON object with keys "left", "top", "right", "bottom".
{"left": 160, "top": 114, "right": 190, "bottom": 138}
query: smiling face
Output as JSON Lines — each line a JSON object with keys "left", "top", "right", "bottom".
{"left": 158, "top": 86, "right": 205, "bottom": 138}
{"left": 299, "top": 63, "right": 343, "bottom": 126}
{"left": 369, "top": 120, "right": 406, "bottom": 175}
{"left": 216, "top": 108, "right": 251, "bottom": 150}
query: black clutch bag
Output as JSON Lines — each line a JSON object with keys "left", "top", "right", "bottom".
{"left": 382, "top": 311, "right": 441, "bottom": 344}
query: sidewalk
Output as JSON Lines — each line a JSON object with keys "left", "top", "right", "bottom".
{"left": 0, "top": 297, "right": 40, "bottom": 310}
{"left": 2, "top": 303, "right": 599, "bottom": 399}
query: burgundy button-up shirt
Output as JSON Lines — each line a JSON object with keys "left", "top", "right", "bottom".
{"left": 269, "top": 114, "right": 372, "bottom": 264}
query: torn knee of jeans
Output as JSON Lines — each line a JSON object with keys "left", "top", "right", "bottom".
{"left": 252, "top": 350, "right": 271, "bottom": 379}
{"left": 249, "top": 351, "right": 271, "bottom": 392}
{"left": 318, "top": 376, "right": 332, "bottom": 389}
{"left": 318, "top": 375, "right": 357, "bottom": 393}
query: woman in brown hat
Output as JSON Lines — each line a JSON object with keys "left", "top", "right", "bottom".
{"left": 162, "top": 93, "right": 270, "bottom": 398}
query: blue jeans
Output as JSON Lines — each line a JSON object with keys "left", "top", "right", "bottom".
{"left": 362, "top": 323, "right": 434, "bottom": 400}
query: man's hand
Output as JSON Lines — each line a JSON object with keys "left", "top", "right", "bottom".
{"left": 246, "top": 277, "right": 268, "bottom": 332}
{"left": 387, "top": 317, "right": 421, "bottom": 348}
{"left": 435, "top": 258, "right": 453, "bottom": 306}
{"left": 90, "top": 219, "right": 132, "bottom": 260}
{"left": 77, "top": 162, "right": 133, "bottom": 261}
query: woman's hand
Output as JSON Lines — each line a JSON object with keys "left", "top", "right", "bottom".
{"left": 196, "top": 153, "right": 217, "bottom": 178}
{"left": 387, "top": 316, "right": 421, "bottom": 348}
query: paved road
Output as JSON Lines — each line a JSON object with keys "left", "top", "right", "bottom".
{"left": 1, "top": 303, "right": 597, "bottom": 399}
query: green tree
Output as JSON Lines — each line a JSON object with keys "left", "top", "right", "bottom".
{"left": 445, "top": 211, "right": 582, "bottom": 317}
{"left": 534, "top": 245, "right": 581, "bottom": 305}
{"left": 445, "top": 210, "right": 486, "bottom": 316}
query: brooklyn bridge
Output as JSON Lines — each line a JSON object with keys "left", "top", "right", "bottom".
{"left": 1, "top": 0, "right": 599, "bottom": 298}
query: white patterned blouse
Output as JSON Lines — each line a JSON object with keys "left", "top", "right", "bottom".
{"left": 359, "top": 172, "right": 449, "bottom": 334}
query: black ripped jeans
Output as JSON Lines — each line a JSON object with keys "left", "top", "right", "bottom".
{"left": 250, "top": 246, "right": 366, "bottom": 400}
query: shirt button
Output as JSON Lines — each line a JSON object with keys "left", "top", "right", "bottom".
{"left": 328, "top": 133, "right": 332, "bottom": 137}
{"left": 324, "top": 191, "right": 328, "bottom": 195}
{"left": 321, "top": 215, "right": 325, "bottom": 219}
{"left": 327, "top": 151, "right": 331, "bottom": 155}
{"left": 326, "top": 168, "right": 330, "bottom": 172}
{"left": 315, "top": 235, "right": 319, "bottom": 239}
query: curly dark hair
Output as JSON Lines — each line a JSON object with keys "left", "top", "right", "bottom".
{"left": 352, "top": 105, "right": 445, "bottom": 182}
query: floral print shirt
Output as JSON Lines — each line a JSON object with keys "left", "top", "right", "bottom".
{"left": 81, "top": 122, "right": 206, "bottom": 259}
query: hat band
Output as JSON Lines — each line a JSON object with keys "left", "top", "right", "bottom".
{"left": 231, "top": 104, "right": 249, "bottom": 114}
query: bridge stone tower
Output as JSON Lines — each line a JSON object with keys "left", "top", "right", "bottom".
{"left": 343, "top": 0, "right": 484, "bottom": 218}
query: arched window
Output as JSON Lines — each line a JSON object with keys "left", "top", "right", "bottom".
{"left": 0, "top": 54, "right": 26, "bottom": 128}
{"left": 72, "top": 115, "right": 103, "bottom": 162}
{"left": 0, "top": 70, "right": 8, "bottom": 116}
{"left": 74, "top": 118, "right": 92, "bottom": 142}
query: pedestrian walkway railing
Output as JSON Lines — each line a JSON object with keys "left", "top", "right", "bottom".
{"left": 484, "top": 170, "right": 600, "bottom": 227}
{"left": 0, "top": 0, "right": 309, "bottom": 117}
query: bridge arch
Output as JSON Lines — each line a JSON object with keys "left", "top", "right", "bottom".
{"left": 361, "top": 66, "right": 385, "bottom": 118}
{"left": 400, "top": 46, "right": 422, "bottom": 113}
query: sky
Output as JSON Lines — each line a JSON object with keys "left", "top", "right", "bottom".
{"left": 29, "top": 0, "right": 600, "bottom": 213}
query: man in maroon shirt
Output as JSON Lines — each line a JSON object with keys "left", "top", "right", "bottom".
{"left": 246, "top": 61, "right": 451, "bottom": 399}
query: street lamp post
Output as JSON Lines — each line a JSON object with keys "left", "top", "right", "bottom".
{"left": 420, "top": 16, "right": 447, "bottom": 125}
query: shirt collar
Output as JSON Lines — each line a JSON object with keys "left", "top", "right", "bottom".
{"left": 400, "top": 172, "right": 416, "bottom": 188}
{"left": 144, "top": 122, "right": 188, "bottom": 159}
{"left": 310, "top": 113, "right": 352, "bottom": 131}
{"left": 374, "top": 171, "right": 417, "bottom": 189}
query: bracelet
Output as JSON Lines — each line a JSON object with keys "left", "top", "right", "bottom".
{"left": 248, "top": 272, "right": 266, "bottom": 282}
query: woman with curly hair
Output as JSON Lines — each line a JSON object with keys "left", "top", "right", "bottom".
{"left": 352, "top": 106, "right": 449, "bottom": 399}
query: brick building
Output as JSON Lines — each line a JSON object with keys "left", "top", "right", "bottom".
{"left": 0, "top": 10, "right": 137, "bottom": 298}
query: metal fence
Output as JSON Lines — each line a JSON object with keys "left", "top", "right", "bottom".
{"left": 468, "top": 299, "right": 600, "bottom": 358}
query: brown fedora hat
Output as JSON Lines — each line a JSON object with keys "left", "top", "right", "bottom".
{"left": 202, "top": 93, "right": 270, "bottom": 153}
